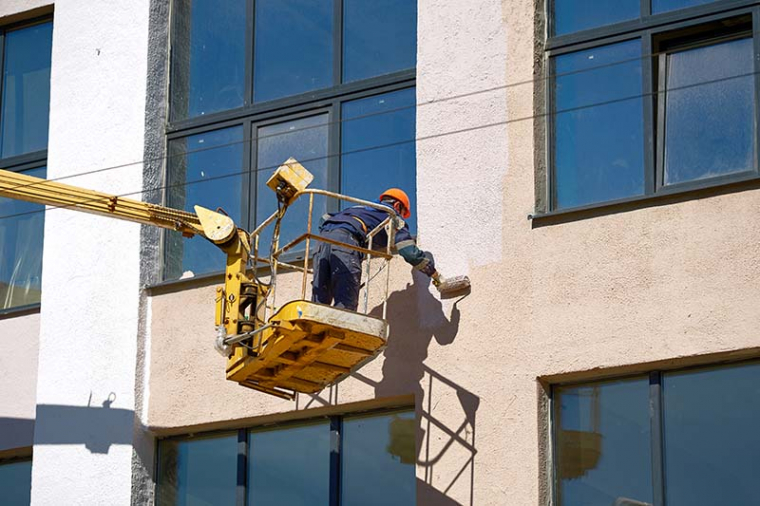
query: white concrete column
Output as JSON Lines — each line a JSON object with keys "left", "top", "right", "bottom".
{"left": 31, "top": 1, "right": 150, "bottom": 504}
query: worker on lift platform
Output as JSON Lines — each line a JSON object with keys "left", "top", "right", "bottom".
{"left": 312, "top": 188, "right": 437, "bottom": 310}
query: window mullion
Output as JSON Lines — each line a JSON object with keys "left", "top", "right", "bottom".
{"left": 642, "top": 0, "right": 652, "bottom": 18}
{"left": 246, "top": 0, "right": 255, "bottom": 107}
{"left": 236, "top": 429, "right": 248, "bottom": 506}
{"left": 643, "top": 33, "right": 656, "bottom": 196}
{"left": 249, "top": 120, "right": 259, "bottom": 230}
{"left": 547, "top": 56, "right": 557, "bottom": 212}
{"left": 334, "top": 0, "right": 343, "bottom": 86}
{"left": 243, "top": 120, "right": 254, "bottom": 231}
{"left": 328, "top": 99, "right": 341, "bottom": 214}
{"left": 329, "top": 416, "right": 342, "bottom": 506}
{"left": 649, "top": 372, "right": 665, "bottom": 506}
{"left": 655, "top": 53, "right": 668, "bottom": 192}
{"left": 752, "top": 7, "right": 760, "bottom": 175}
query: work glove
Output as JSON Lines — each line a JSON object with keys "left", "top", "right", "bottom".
{"left": 418, "top": 251, "right": 437, "bottom": 277}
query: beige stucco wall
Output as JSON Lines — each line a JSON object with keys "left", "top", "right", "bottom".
{"left": 0, "top": 312, "right": 40, "bottom": 452}
{"left": 146, "top": 0, "right": 760, "bottom": 505}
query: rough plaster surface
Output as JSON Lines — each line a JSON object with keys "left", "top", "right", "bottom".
{"left": 130, "top": 0, "right": 171, "bottom": 502}
{"left": 0, "top": 0, "right": 51, "bottom": 22}
{"left": 0, "top": 313, "right": 40, "bottom": 451}
{"left": 145, "top": 1, "right": 760, "bottom": 505}
{"left": 31, "top": 1, "right": 150, "bottom": 505}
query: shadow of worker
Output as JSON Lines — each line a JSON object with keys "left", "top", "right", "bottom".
{"left": 370, "top": 269, "right": 460, "bottom": 401}
{"left": 368, "top": 268, "right": 478, "bottom": 505}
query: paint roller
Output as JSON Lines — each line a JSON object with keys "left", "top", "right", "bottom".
{"left": 432, "top": 272, "right": 471, "bottom": 299}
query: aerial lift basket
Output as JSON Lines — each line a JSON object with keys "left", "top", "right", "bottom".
{"left": 215, "top": 158, "right": 399, "bottom": 400}
{"left": 0, "top": 158, "right": 398, "bottom": 401}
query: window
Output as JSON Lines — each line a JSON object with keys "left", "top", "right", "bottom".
{"left": 0, "top": 458, "right": 32, "bottom": 506}
{"left": 156, "top": 409, "right": 417, "bottom": 505}
{"left": 166, "top": 0, "right": 417, "bottom": 280}
{"left": 552, "top": 360, "right": 760, "bottom": 506}
{"left": 0, "top": 19, "right": 53, "bottom": 310}
{"left": 547, "top": 2, "right": 760, "bottom": 213}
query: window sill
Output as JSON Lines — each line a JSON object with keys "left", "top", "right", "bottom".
{"left": 146, "top": 250, "right": 311, "bottom": 296}
{"left": 530, "top": 172, "right": 760, "bottom": 227}
{"left": 0, "top": 303, "right": 41, "bottom": 321}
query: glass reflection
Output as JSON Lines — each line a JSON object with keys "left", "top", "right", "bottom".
{"left": 170, "top": 0, "right": 246, "bottom": 120}
{"left": 663, "top": 362, "right": 760, "bottom": 506}
{"left": 156, "top": 434, "right": 237, "bottom": 506}
{"left": 343, "top": 0, "right": 417, "bottom": 83}
{"left": 341, "top": 88, "right": 417, "bottom": 232}
{"left": 254, "top": 0, "right": 334, "bottom": 103}
{"left": 0, "top": 166, "right": 45, "bottom": 309}
{"left": 554, "top": 39, "right": 644, "bottom": 209}
{"left": 1, "top": 22, "right": 53, "bottom": 158}
{"left": 0, "top": 459, "right": 32, "bottom": 506}
{"left": 553, "top": 0, "right": 639, "bottom": 36}
{"left": 248, "top": 422, "right": 330, "bottom": 505}
{"left": 555, "top": 378, "right": 652, "bottom": 506}
{"left": 255, "top": 114, "right": 329, "bottom": 253}
{"left": 165, "top": 126, "right": 244, "bottom": 280}
{"left": 341, "top": 411, "right": 416, "bottom": 506}
{"left": 663, "top": 37, "right": 754, "bottom": 185}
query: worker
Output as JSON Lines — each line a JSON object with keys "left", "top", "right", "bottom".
{"left": 312, "top": 188, "right": 437, "bottom": 311}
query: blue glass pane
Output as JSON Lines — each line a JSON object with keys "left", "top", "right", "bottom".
{"left": 343, "top": 0, "right": 417, "bottom": 83}
{"left": 1, "top": 22, "right": 53, "bottom": 158}
{"left": 663, "top": 362, "right": 760, "bottom": 506}
{"left": 341, "top": 88, "right": 416, "bottom": 232}
{"left": 653, "top": 0, "right": 717, "bottom": 14}
{"left": 256, "top": 115, "right": 329, "bottom": 253}
{"left": 156, "top": 434, "right": 237, "bottom": 505}
{"left": 555, "top": 378, "right": 652, "bottom": 506}
{"left": 553, "top": 0, "right": 639, "bottom": 36}
{"left": 248, "top": 422, "right": 330, "bottom": 505}
{"left": 554, "top": 40, "right": 644, "bottom": 209}
{"left": 342, "top": 411, "right": 416, "bottom": 506}
{"left": 171, "top": 0, "right": 246, "bottom": 120}
{"left": 165, "top": 126, "right": 244, "bottom": 280}
{"left": 0, "top": 166, "right": 45, "bottom": 309}
{"left": 254, "top": 0, "right": 334, "bottom": 103}
{"left": 0, "top": 460, "right": 32, "bottom": 506}
{"left": 663, "top": 38, "right": 754, "bottom": 186}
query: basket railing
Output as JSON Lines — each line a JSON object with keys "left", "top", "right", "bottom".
{"left": 249, "top": 189, "right": 399, "bottom": 322}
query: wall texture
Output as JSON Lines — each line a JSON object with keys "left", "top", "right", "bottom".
{"left": 0, "top": 313, "right": 39, "bottom": 453}
{"left": 144, "top": 1, "right": 760, "bottom": 506}
{"left": 31, "top": 1, "right": 150, "bottom": 505}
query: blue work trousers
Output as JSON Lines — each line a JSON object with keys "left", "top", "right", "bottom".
{"left": 311, "top": 228, "right": 364, "bottom": 311}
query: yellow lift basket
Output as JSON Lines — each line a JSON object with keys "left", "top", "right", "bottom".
{"left": 214, "top": 158, "right": 399, "bottom": 400}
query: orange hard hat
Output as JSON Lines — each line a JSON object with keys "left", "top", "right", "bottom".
{"left": 379, "top": 188, "right": 411, "bottom": 219}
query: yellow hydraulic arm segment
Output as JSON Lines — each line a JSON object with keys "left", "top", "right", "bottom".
{"left": 0, "top": 158, "right": 393, "bottom": 400}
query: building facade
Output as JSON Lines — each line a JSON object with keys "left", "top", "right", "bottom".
{"left": 1, "top": 0, "right": 759, "bottom": 505}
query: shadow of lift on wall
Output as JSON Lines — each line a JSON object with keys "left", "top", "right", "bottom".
{"left": 0, "top": 393, "right": 135, "bottom": 455}
{"left": 296, "top": 269, "right": 480, "bottom": 506}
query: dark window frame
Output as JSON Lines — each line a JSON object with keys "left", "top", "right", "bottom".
{"left": 162, "top": 0, "right": 416, "bottom": 281}
{"left": 154, "top": 407, "right": 415, "bottom": 506}
{"left": 549, "top": 357, "right": 760, "bottom": 506}
{"left": 540, "top": 1, "right": 760, "bottom": 219}
{"left": 0, "top": 14, "right": 53, "bottom": 314}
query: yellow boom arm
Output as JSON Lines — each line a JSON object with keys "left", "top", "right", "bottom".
{"left": 0, "top": 168, "right": 205, "bottom": 237}
{"left": 0, "top": 167, "right": 261, "bottom": 358}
